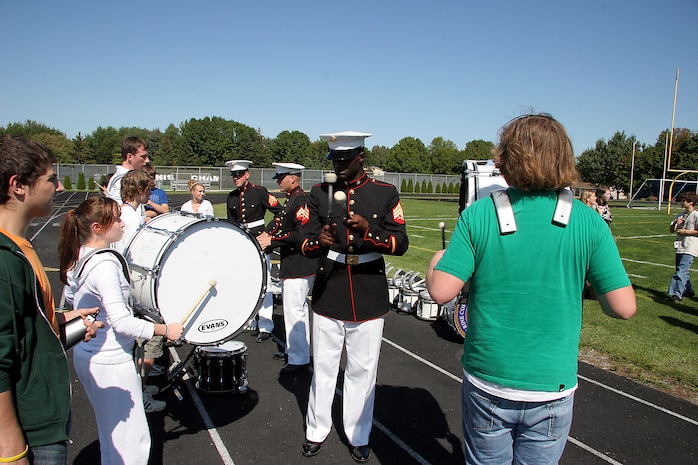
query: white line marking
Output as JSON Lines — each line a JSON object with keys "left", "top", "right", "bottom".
{"left": 382, "top": 335, "right": 698, "bottom": 464}
{"left": 578, "top": 374, "right": 698, "bottom": 426}
{"left": 382, "top": 338, "right": 462, "bottom": 383}
{"left": 566, "top": 437, "right": 624, "bottom": 465}
{"left": 169, "top": 347, "right": 236, "bottom": 465}
{"left": 626, "top": 273, "right": 647, "bottom": 278}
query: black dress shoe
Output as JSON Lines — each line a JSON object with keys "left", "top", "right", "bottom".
{"left": 302, "top": 439, "right": 322, "bottom": 457}
{"left": 280, "top": 363, "right": 309, "bottom": 374}
{"left": 350, "top": 445, "right": 371, "bottom": 463}
{"left": 256, "top": 332, "right": 272, "bottom": 342}
{"left": 273, "top": 352, "right": 286, "bottom": 361}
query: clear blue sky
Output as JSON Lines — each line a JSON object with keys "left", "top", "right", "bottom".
{"left": 1, "top": 0, "right": 696, "bottom": 156}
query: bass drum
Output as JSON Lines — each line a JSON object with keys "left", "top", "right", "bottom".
{"left": 126, "top": 212, "right": 267, "bottom": 345}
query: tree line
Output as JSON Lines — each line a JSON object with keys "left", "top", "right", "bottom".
{"left": 2, "top": 118, "right": 696, "bottom": 194}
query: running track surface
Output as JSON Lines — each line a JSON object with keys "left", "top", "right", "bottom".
{"left": 28, "top": 192, "right": 698, "bottom": 465}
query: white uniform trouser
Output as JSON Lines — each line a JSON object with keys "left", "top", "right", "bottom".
{"left": 305, "top": 313, "right": 384, "bottom": 446}
{"left": 73, "top": 352, "right": 150, "bottom": 465}
{"left": 257, "top": 254, "right": 274, "bottom": 333}
{"left": 281, "top": 276, "right": 314, "bottom": 365}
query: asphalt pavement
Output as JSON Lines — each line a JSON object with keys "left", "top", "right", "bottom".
{"left": 29, "top": 191, "right": 698, "bottom": 465}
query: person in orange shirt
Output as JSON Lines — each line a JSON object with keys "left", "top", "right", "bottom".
{"left": 0, "top": 135, "right": 101, "bottom": 465}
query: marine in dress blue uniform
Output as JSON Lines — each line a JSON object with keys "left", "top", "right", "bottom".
{"left": 257, "top": 163, "right": 319, "bottom": 373}
{"left": 299, "top": 132, "right": 408, "bottom": 463}
{"left": 225, "top": 160, "right": 282, "bottom": 341}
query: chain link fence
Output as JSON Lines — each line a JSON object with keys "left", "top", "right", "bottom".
{"left": 56, "top": 164, "right": 462, "bottom": 194}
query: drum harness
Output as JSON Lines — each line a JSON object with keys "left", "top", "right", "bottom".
{"left": 445, "top": 188, "right": 574, "bottom": 337}
{"left": 69, "top": 248, "right": 175, "bottom": 377}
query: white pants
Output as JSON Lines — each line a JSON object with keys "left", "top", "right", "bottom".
{"left": 257, "top": 255, "right": 274, "bottom": 333}
{"left": 281, "top": 276, "right": 314, "bottom": 365}
{"left": 305, "top": 313, "right": 384, "bottom": 446}
{"left": 73, "top": 353, "right": 150, "bottom": 465}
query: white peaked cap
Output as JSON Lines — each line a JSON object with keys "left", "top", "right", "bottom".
{"left": 319, "top": 131, "right": 372, "bottom": 151}
{"left": 225, "top": 160, "right": 253, "bottom": 172}
{"left": 272, "top": 162, "right": 305, "bottom": 178}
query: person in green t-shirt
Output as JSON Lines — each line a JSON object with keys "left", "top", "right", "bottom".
{"left": 426, "top": 114, "right": 636, "bottom": 465}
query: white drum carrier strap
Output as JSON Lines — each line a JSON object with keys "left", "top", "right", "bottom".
{"left": 490, "top": 189, "right": 573, "bottom": 234}
{"left": 76, "top": 248, "right": 130, "bottom": 283}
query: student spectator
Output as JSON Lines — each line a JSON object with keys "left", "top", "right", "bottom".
{"left": 142, "top": 163, "right": 169, "bottom": 220}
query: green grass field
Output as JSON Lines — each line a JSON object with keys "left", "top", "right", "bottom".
{"left": 214, "top": 198, "right": 698, "bottom": 402}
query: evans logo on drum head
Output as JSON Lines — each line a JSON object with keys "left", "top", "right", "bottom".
{"left": 198, "top": 319, "right": 229, "bottom": 333}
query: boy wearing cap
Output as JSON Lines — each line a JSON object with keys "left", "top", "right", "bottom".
{"left": 225, "top": 160, "right": 282, "bottom": 341}
{"left": 299, "top": 131, "right": 408, "bottom": 462}
{"left": 256, "top": 163, "right": 318, "bottom": 373}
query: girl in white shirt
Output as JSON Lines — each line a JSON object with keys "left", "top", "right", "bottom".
{"left": 58, "top": 196, "right": 183, "bottom": 465}
{"left": 180, "top": 180, "right": 214, "bottom": 217}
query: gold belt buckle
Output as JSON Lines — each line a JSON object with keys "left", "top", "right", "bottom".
{"left": 345, "top": 254, "right": 359, "bottom": 265}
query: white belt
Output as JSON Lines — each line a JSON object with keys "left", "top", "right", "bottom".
{"left": 326, "top": 250, "right": 382, "bottom": 265}
{"left": 244, "top": 219, "right": 265, "bottom": 229}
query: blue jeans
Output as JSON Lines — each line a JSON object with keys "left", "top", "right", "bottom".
{"left": 30, "top": 442, "right": 67, "bottom": 465}
{"left": 669, "top": 253, "right": 695, "bottom": 298}
{"left": 461, "top": 378, "right": 574, "bottom": 465}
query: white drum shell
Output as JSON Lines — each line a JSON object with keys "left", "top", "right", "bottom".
{"left": 126, "top": 212, "right": 266, "bottom": 345}
{"left": 416, "top": 290, "right": 440, "bottom": 321}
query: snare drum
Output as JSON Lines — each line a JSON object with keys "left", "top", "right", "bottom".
{"left": 194, "top": 340, "right": 248, "bottom": 394}
{"left": 126, "top": 212, "right": 267, "bottom": 345}
{"left": 416, "top": 289, "right": 440, "bottom": 321}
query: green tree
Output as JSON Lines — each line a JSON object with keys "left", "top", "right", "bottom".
{"left": 156, "top": 124, "right": 182, "bottom": 166}
{"left": 63, "top": 176, "right": 72, "bottom": 190}
{"left": 577, "top": 131, "right": 638, "bottom": 194}
{"left": 429, "top": 137, "right": 460, "bottom": 174}
{"left": 72, "top": 133, "right": 94, "bottom": 164}
{"left": 270, "top": 131, "right": 312, "bottom": 167}
{"left": 401, "top": 178, "right": 408, "bottom": 193}
{"left": 366, "top": 145, "right": 390, "bottom": 170}
{"left": 406, "top": 179, "right": 414, "bottom": 193}
{"left": 671, "top": 130, "right": 698, "bottom": 173}
{"left": 435, "top": 183, "right": 442, "bottom": 194}
{"left": 88, "top": 177, "right": 96, "bottom": 190}
{"left": 86, "top": 126, "right": 121, "bottom": 164}
{"left": 385, "top": 137, "right": 429, "bottom": 173}
{"left": 427, "top": 180, "right": 433, "bottom": 193}
{"left": 77, "top": 173, "right": 86, "bottom": 190}
{"left": 462, "top": 139, "right": 494, "bottom": 161}
{"left": 32, "top": 133, "right": 73, "bottom": 163}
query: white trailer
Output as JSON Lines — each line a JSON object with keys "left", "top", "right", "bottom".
{"left": 458, "top": 160, "right": 508, "bottom": 214}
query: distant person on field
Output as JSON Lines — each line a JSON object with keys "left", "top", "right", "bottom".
{"left": 142, "top": 163, "right": 169, "bottom": 220}
{"left": 580, "top": 190, "right": 599, "bottom": 213}
{"left": 596, "top": 185, "right": 612, "bottom": 226}
{"left": 667, "top": 192, "right": 698, "bottom": 302}
{"left": 181, "top": 180, "right": 214, "bottom": 217}
{"left": 105, "top": 136, "right": 150, "bottom": 204}
{"left": 426, "top": 114, "right": 636, "bottom": 465}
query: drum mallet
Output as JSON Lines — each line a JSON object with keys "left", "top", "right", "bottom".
{"left": 334, "top": 190, "right": 347, "bottom": 214}
{"left": 180, "top": 279, "right": 217, "bottom": 326}
{"left": 324, "top": 172, "right": 337, "bottom": 223}
{"left": 439, "top": 222, "right": 446, "bottom": 249}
